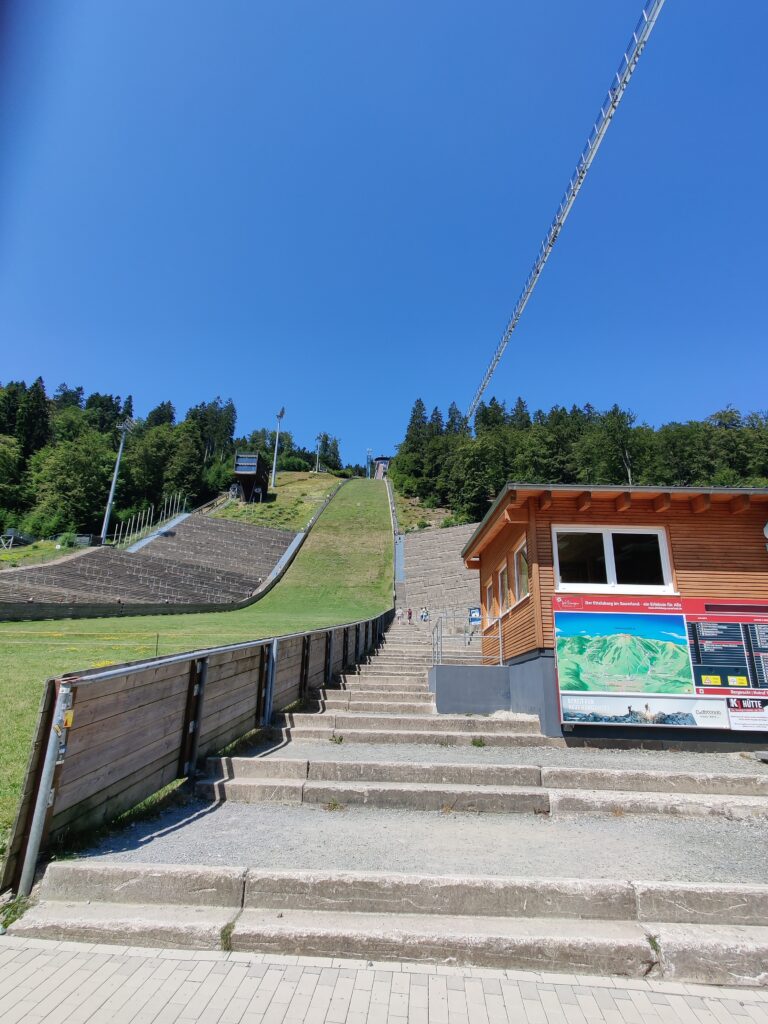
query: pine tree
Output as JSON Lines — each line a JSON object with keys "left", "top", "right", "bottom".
{"left": 509, "top": 397, "right": 531, "bottom": 430}
{"left": 402, "top": 399, "right": 427, "bottom": 452}
{"left": 16, "top": 377, "right": 51, "bottom": 458}
{"left": 446, "top": 401, "right": 469, "bottom": 436}
{"left": 427, "top": 407, "right": 444, "bottom": 436}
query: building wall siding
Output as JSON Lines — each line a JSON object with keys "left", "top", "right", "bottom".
{"left": 478, "top": 497, "right": 768, "bottom": 662}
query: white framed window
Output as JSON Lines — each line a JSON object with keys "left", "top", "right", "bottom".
{"left": 552, "top": 525, "right": 674, "bottom": 594}
{"left": 485, "top": 581, "right": 494, "bottom": 620}
{"left": 498, "top": 564, "right": 509, "bottom": 612}
{"left": 514, "top": 540, "right": 530, "bottom": 602}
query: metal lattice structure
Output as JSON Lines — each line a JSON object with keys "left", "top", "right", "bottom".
{"left": 466, "top": 0, "right": 667, "bottom": 420}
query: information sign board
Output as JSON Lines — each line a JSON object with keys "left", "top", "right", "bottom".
{"left": 553, "top": 594, "right": 768, "bottom": 731}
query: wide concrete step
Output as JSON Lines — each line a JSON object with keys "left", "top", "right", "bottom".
{"left": 199, "top": 777, "right": 550, "bottom": 813}
{"left": 276, "top": 712, "right": 541, "bottom": 734}
{"left": 338, "top": 680, "right": 430, "bottom": 694}
{"left": 8, "top": 901, "right": 235, "bottom": 950}
{"left": 198, "top": 775, "right": 768, "bottom": 820}
{"left": 207, "top": 756, "right": 768, "bottom": 797}
{"left": 278, "top": 726, "right": 559, "bottom": 747}
{"left": 312, "top": 687, "right": 434, "bottom": 703}
{"left": 231, "top": 908, "right": 652, "bottom": 974}
{"left": 305, "top": 700, "right": 435, "bottom": 714}
{"left": 352, "top": 667, "right": 430, "bottom": 679}
{"left": 15, "top": 862, "right": 768, "bottom": 982}
{"left": 230, "top": 909, "right": 768, "bottom": 984}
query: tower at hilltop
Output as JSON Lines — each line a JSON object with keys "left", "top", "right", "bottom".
{"left": 233, "top": 451, "right": 269, "bottom": 502}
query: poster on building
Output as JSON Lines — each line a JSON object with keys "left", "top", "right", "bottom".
{"left": 553, "top": 594, "right": 768, "bottom": 730}
{"left": 727, "top": 697, "right": 768, "bottom": 731}
{"left": 560, "top": 693, "right": 729, "bottom": 729}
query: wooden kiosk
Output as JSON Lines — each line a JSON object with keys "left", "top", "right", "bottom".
{"left": 460, "top": 484, "right": 768, "bottom": 737}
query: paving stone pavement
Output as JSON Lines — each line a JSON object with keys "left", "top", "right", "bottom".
{"left": 1, "top": 935, "right": 766, "bottom": 1024}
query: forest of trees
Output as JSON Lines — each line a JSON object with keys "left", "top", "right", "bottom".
{"left": 0, "top": 378, "right": 351, "bottom": 537}
{"left": 389, "top": 397, "right": 768, "bottom": 523}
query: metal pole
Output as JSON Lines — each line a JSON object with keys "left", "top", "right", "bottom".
{"left": 99, "top": 425, "right": 129, "bottom": 545}
{"left": 271, "top": 409, "right": 284, "bottom": 489}
{"left": 315, "top": 437, "right": 320, "bottom": 473}
{"left": 18, "top": 683, "right": 72, "bottom": 897}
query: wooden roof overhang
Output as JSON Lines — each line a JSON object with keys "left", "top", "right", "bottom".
{"left": 461, "top": 483, "right": 768, "bottom": 568}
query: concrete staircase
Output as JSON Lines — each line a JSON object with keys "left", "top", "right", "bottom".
{"left": 12, "top": 621, "right": 768, "bottom": 984}
{"left": 14, "top": 862, "right": 768, "bottom": 985}
{"left": 267, "top": 624, "right": 539, "bottom": 749}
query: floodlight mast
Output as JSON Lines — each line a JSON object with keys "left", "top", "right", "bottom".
{"left": 466, "top": 0, "right": 666, "bottom": 421}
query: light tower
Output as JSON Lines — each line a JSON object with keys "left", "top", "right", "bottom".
{"left": 270, "top": 407, "right": 285, "bottom": 489}
{"left": 100, "top": 418, "right": 135, "bottom": 545}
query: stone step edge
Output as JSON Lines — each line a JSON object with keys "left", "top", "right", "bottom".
{"left": 230, "top": 910, "right": 768, "bottom": 986}
{"left": 14, "top": 901, "right": 768, "bottom": 984}
{"left": 275, "top": 713, "right": 541, "bottom": 734}
{"left": 197, "top": 776, "right": 768, "bottom": 820}
{"left": 276, "top": 727, "right": 562, "bottom": 747}
{"left": 205, "top": 756, "right": 768, "bottom": 797}
{"left": 22, "top": 860, "right": 768, "bottom": 928}
{"left": 304, "top": 701, "right": 435, "bottom": 714}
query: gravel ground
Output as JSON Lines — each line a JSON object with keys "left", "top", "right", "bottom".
{"left": 243, "top": 738, "right": 768, "bottom": 775}
{"left": 82, "top": 798, "right": 768, "bottom": 883}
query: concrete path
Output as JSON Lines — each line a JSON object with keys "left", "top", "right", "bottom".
{"left": 2, "top": 934, "right": 767, "bottom": 1024}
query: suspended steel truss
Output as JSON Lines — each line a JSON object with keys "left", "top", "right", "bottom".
{"left": 466, "top": 0, "right": 667, "bottom": 420}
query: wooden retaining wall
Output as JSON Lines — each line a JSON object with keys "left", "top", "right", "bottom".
{"left": 2, "top": 609, "right": 393, "bottom": 893}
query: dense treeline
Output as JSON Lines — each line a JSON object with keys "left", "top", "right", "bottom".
{"left": 389, "top": 397, "right": 768, "bottom": 523}
{"left": 0, "top": 378, "right": 352, "bottom": 536}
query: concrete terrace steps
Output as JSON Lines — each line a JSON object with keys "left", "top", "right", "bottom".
{"left": 0, "top": 514, "right": 297, "bottom": 608}
{"left": 199, "top": 754, "right": 768, "bottom": 819}
{"left": 13, "top": 862, "right": 768, "bottom": 983}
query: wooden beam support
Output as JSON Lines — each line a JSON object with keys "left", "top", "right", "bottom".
{"left": 537, "top": 490, "right": 552, "bottom": 511}
{"left": 504, "top": 508, "right": 530, "bottom": 525}
{"left": 728, "top": 494, "right": 751, "bottom": 514}
{"left": 690, "top": 494, "right": 711, "bottom": 514}
{"left": 576, "top": 491, "right": 592, "bottom": 512}
{"left": 465, "top": 557, "right": 480, "bottom": 570}
{"left": 615, "top": 492, "right": 632, "bottom": 513}
{"left": 652, "top": 493, "right": 671, "bottom": 513}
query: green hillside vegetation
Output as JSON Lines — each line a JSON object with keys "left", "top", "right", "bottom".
{"left": 214, "top": 471, "right": 338, "bottom": 532}
{"left": 0, "top": 379, "right": 353, "bottom": 539}
{"left": 557, "top": 633, "right": 694, "bottom": 695}
{"left": 0, "top": 479, "right": 393, "bottom": 850}
{"left": 390, "top": 397, "right": 768, "bottom": 523}
{"left": 393, "top": 490, "right": 451, "bottom": 532}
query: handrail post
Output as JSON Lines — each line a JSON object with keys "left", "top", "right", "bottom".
{"left": 18, "top": 682, "right": 73, "bottom": 897}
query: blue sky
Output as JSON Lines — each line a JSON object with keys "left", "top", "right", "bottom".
{"left": 555, "top": 612, "right": 688, "bottom": 645}
{"left": 0, "top": 1, "right": 766, "bottom": 463}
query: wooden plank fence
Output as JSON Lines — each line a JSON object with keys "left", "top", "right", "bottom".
{"left": 2, "top": 609, "right": 394, "bottom": 893}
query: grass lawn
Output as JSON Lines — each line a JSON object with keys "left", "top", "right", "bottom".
{"left": 214, "top": 470, "right": 339, "bottom": 532}
{"left": 0, "top": 540, "right": 70, "bottom": 571}
{"left": 0, "top": 479, "right": 393, "bottom": 851}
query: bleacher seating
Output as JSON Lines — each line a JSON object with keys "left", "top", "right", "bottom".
{"left": 396, "top": 523, "right": 480, "bottom": 626}
{"left": 0, "top": 514, "right": 297, "bottom": 609}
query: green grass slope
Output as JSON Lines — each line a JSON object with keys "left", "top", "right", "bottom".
{"left": 0, "top": 479, "right": 393, "bottom": 848}
{"left": 214, "top": 470, "right": 339, "bottom": 532}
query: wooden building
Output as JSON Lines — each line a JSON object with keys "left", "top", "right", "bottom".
{"left": 460, "top": 484, "right": 768, "bottom": 736}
